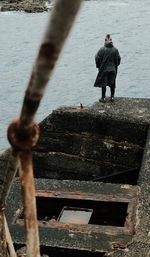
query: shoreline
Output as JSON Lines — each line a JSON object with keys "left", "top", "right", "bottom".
{"left": 0, "top": 0, "right": 52, "bottom": 13}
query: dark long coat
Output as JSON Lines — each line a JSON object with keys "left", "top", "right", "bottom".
{"left": 94, "top": 41, "right": 121, "bottom": 88}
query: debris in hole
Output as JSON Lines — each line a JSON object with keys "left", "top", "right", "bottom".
{"left": 58, "top": 207, "right": 93, "bottom": 224}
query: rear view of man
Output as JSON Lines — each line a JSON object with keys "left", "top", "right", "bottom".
{"left": 94, "top": 34, "right": 121, "bottom": 102}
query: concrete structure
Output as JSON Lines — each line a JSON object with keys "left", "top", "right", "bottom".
{"left": 1, "top": 97, "right": 150, "bottom": 256}
{"left": 7, "top": 179, "right": 139, "bottom": 256}
{"left": 33, "top": 97, "right": 149, "bottom": 185}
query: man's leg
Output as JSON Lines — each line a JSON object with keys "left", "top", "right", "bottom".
{"left": 99, "top": 87, "right": 106, "bottom": 102}
{"left": 110, "top": 85, "right": 115, "bottom": 101}
{"left": 100, "top": 86, "right": 106, "bottom": 102}
{"left": 108, "top": 72, "right": 116, "bottom": 101}
{"left": 99, "top": 73, "right": 107, "bottom": 102}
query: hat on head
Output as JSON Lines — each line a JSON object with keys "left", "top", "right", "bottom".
{"left": 105, "top": 34, "right": 112, "bottom": 41}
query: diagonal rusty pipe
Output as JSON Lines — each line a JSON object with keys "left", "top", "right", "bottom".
{"left": 0, "top": 210, "right": 8, "bottom": 257}
{"left": 0, "top": 149, "right": 18, "bottom": 210}
{"left": 0, "top": 149, "right": 18, "bottom": 257}
{"left": 19, "top": 0, "right": 83, "bottom": 133}
{"left": 5, "top": 0, "right": 83, "bottom": 256}
{"left": 4, "top": 215, "right": 17, "bottom": 257}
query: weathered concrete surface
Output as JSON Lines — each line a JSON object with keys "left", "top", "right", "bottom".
{"left": 6, "top": 179, "right": 139, "bottom": 254}
{"left": 109, "top": 127, "right": 150, "bottom": 257}
{"left": 32, "top": 97, "right": 150, "bottom": 184}
{"left": 0, "top": 97, "right": 150, "bottom": 256}
{"left": 0, "top": 98, "right": 149, "bottom": 184}
{"left": 37, "top": 99, "right": 149, "bottom": 146}
{"left": 33, "top": 98, "right": 150, "bottom": 256}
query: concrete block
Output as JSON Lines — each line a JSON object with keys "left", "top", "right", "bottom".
{"left": 6, "top": 179, "right": 139, "bottom": 253}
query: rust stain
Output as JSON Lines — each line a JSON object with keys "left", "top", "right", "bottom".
{"left": 16, "top": 218, "right": 132, "bottom": 236}
{"left": 33, "top": 189, "right": 137, "bottom": 235}
{"left": 112, "top": 243, "right": 126, "bottom": 249}
{"left": 35, "top": 190, "right": 134, "bottom": 203}
{"left": 124, "top": 203, "right": 136, "bottom": 234}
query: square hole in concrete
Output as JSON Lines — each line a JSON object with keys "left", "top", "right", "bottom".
{"left": 11, "top": 184, "right": 137, "bottom": 253}
{"left": 18, "top": 196, "right": 128, "bottom": 227}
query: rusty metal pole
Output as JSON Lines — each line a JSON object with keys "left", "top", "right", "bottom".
{"left": 18, "top": 151, "right": 40, "bottom": 257}
{"left": 0, "top": 211, "right": 17, "bottom": 257}
{"left": 7, "top": 120, "right": 40, "bottom": 257}
{"left": 0, "top": 148, "right": 18, "bottom": 257}
{"left": 19, "top": 0, "right": 83, "bottom": 131}
{"left": 0, "top": 210, "right": 8, "bottom": 257}
{"left": 4, "top": 215, "right": 17, "bottom": 257}
{"left": 6, "top": 1, "right": 83, "bottom": 256}
{"left": 0, "top": 149, "right": 18, "bottom": 210}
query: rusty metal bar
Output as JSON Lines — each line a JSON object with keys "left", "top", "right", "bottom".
{"left": 0, "top": 149, "right": 18, "bottom": 210}
{"left": 19, "top": 0, "right": 83, "bottom": 132}
{"left": 0, "top": 210, "right": 8, "bottom": 257}
{"left": 5, "top": 0, "right": 83, "bottom": 256}
{"left": 4, "top": 215, "right": 17, "bottom": 257}
{"left": 18, "top": 151, "right": 40, "bottom": 257}
{"left": 0, "top": 149, "right": 18, "bottom": 257}
{"left": 7, "top": 120, "right": 40, "bottom": 257}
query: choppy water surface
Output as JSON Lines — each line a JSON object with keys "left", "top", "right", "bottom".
{"left": 0, "top": 0, "right": 150, "bottom": 152}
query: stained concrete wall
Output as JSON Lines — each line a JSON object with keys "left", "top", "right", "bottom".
{"left": 110, "top": 127, "right": 150, "bottom": 257}
{"left": 32, "top": 98, "right": 150, "bottom": 184}
{"left": 0, "top": 98, "right": 149, "bottom": 185}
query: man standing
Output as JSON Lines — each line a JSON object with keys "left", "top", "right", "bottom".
{"left": 94, "top": 34, "right": 121, "bottom": 102}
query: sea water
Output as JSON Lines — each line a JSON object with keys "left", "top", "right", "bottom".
{"left": 0, "top": 0, "right": 150, "bottom": 152}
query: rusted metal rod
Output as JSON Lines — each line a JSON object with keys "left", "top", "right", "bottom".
{"left": 19, "top": 0, "right": 83, "bottom": 133}
{"left": 0, "top": 149, "right": 18, "bottom": 257}
{"left": 6, "top": 0, "right": 83, "bottom": 256}
{"left": 0, "top": 149, "right": 18, "bottom": 210}
{"left": 18, "top": 151, "right": 40, "bottom": 257}
{"left": 4, "top": 215, "right": 17, "bottom": 257}
{"left": 7, "top": 120, "right": 40, "bottom": 257}
{"left": 0, "top": 210, "right": 8, "bottom": 257}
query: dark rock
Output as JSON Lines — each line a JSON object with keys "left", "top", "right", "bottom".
{"left": 0, "top": 0, "right": 49, "bottom": 12}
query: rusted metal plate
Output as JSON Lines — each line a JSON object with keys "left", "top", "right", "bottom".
{"left": 57, "top": 207, "right": 93, "bottom": 224}
{"left": 6, "top": 179, "right": 139, "bottom": 253}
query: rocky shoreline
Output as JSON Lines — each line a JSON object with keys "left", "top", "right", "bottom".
{"left": 0, "top": 0, "right": 52, "bottom": 13}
